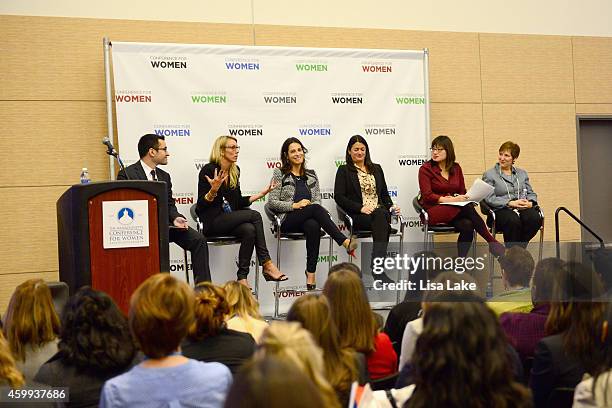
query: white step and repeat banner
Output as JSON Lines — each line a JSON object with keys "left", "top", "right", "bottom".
{"left": 111, "top": 42, "right": 429, "bottom": 314}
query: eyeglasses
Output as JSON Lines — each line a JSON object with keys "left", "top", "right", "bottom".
{"left": 224, "top": 145, "right": 241, "bottom": 151}
{"left": 430, "top": 147, "right": 445, "bottom": 153}
{"left": 153, "top": 147, "right": 168, "bottom": 152}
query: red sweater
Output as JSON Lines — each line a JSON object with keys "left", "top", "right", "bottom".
{"left": 367, "top": 332, "right": 398, "bottom": 379}
{"left": 418, "top": 160, "right": 465, "bottom": 224}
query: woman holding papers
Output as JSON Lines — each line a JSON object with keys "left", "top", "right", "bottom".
{"left": 482, "top": 141, "right": 541, "bottom": 248}
{"left": 418, "top": 135, "right": 505, "bottom": 257}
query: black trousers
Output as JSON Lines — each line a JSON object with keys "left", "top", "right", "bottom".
{"left": 207, "top": 209, "right": 271, "bottom": 280}
{"left": 169, "top": 226, "right": 211, "bottom": 284}
{"left": 351, "top": 207, "right": 391, "bottom": 261}
{"left": 493, "top": 207, "right": 542, "bottom": 248}
{"left": 281, "top": 204, "right": 347, "bottom": 273}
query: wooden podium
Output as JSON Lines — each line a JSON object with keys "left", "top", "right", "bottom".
{"left": 57, "top": 181, "right": 170, "bottom": 313}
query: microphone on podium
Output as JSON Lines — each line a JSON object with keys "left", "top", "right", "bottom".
{"left": 102, "top": 137, "right": 128, "bottom": 179}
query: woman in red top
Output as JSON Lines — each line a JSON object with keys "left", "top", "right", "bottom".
{"left": 418, "top": 135, "right": 505, "bottom": 257}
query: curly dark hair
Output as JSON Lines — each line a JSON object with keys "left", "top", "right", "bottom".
{"left": 189, "top": 282, "right": 230, "bottom": 340}
{"left": 406, "top": 296, "right": 532, "bottom": 408}
{"left": 59, "top": 287, "right": 135, "bottom": 373}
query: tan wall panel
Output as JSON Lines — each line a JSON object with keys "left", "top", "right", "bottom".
{"left": 0, "top": 187, "right": 66, "bottom": 275}
{"left": 573, "top": 37, "right": 612, "bottom": 103}
{"left": 483, "top": 104, "right": 577, "bottom": 172}
{"left": 1, "top": 15, "right": 253, "bottom": 101}
{"left": 0, "top": 101, "right": 110, "bottom": 186}
{"left": 480, "top": 34, "right": 575, "bottom": 103}
{"left": 430, "top": 103, "right": 485, "bottom": 174}
{"left": 528, "top": 172, "right": 581, "bottom": 241}
{"left": 0, "top": 272, "right": 59, "bottom": 314}
{"left": 575, "top": 104, "right": 612, "bottom": 115}
{"left": 254, "top": 25, "right": 482, "bottom": 103}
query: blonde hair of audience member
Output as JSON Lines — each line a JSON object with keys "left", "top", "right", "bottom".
{"left": 209, "top": 135, "right": 239, "bottom": 188}
{"left": 223, "top": 281, "right": 267, "bottom": 341}
{"left": 286, "top": 294, "right": 359, "bottom": 399}
{"left": 189, "top": 282, "right": 229, "bottom": 340}
{"left": 258, "top": 322, "right": 341, "bottom": 408}
{"left": 0, "top": 331, "right": 24, "bottom": 388}
{"left": 323, "top": 270, "right": 375, "bottom": 353}
{"left": 129, "top": 274, "right": 195, "bottom": 359}
{"left": 3, "top": 279, "right": 60, "bottom": 361}
{"left": 224, "top": 355, "right": 325, "bottom": 408}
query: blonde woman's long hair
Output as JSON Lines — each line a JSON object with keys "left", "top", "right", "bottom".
{"left": 209, "top": 135, "right": 239, "bottom": 189}
{"left": 223, "top": 281, "right": 263, "bottom": 320}
{"left": 3, "top": 279, "right": 60, "bottom": 362}
{"left": 258, "top": 322, "right": 341, "bottom": 408}
{"left": 0, "top": 331, "right": 25, "bottom": 387}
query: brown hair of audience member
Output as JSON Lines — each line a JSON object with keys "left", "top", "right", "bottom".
{"left": 323, "top": 270, "right": 375, "bottom": 353}
{"left": 499, "top": 141, "right": 521, "bottom": 161}
{"left": 224, "top": 355, "right": 325, "bottom": 408}
{"left": 286, "top": 294, "right": 358, "bottom": 401}
{"left": 0, "top": 331, "right": 24, "bottom": 388}
{"left": 257, "top": 322, "right": 340, "bottom": 408}
{"left": 223, "top": 281, "right": 263, "bottom": 320}
{"left": 422, "top": 271, "right": 478, "bottom": 304}
{"left": 189, "top": 282, "right": 229, "bottom": 340}
{"left": 545, "top": 262, "right": 606, "bottom": 358}
{"left": 406, "top": 296, "right": 532, "bottom": 408}
{"left": 59, "top": 287, "right": 135, "bottom": 373}
{"left": 328, "top": 262, "right": 362, "bottom": 278}
{"left": 532, "top": 258, "right": 565, "bottom": 304}
{"left": 499, "top": 246, "right": 535, "bottom": 288}
{"left": 129, "top": 274, "right": 195, "bottom": 359}
{"left": 3, "top": 279, "right": 60, "bottom": 362}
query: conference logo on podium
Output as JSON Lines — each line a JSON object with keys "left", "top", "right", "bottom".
{"left": 149, "top": 55, "right": 188, "bottom": 69}
{"left": 117, "top": 208, "right": 134, "bottom": 225}
{"left": 297, "top": 123, "right": 332, "bottom": 137}
{"left": 364, "top": 123, "right": 396, "bottom": 136}
{"left": 361, "top": 61, "right": 393, "bottom": 73}
{"left": 102, "top": 200, "right": 149, "bottom": 249}
{"left": 224, "top": 57, "right": 261, "bottom": 71}
{"left": 191, "top": 91, "right": 227, "bottom": 104}
{"left": 115, "top": 90, "right": 152, "bottom": 103}
{"left": 395, "top": 93, "right": 426, "bottom": 105}
{"left": 398, "top": 154, "right": 428, "bottom": 167}
{"left": 228, "top": 124, "right": 264, "bottom": 137}
{"left": 262, "top": 91, "right": 297, "bottom": 104}
{"left": 153, "top": 124, "right": 191, "bottom": 137}
{"left": 295, "top": 59, "right": 329, "bottom": 72}
{"left": 331, "top": 92, "right": 364, "bottom": 104}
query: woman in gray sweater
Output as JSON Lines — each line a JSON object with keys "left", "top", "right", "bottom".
{"left": 266, "top": 137, "right": 356, "bottom": 290}
{"left": 482, "top": 141, "right": 542, "bottom": 248}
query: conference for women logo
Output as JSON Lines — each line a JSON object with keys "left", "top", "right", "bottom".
{"left": 295, "top": 59, "right": 329, "bottom": 72}
{"left": 331, "top": 92, "right": 364, "bottom": 104}
{"left": 297, "top": 123, "right": 332, "bottom": 136}
{"left": 228, "top": 124, "right": 264, "bottom": 137}
{"left": 149, "top": 55, "right": 188, "bottom": 69}
{"left": 395, "top": 93, "right": 426, "bottom": 105}
{"left": 153, "top": 124, "right": 191, "bottom": 137}
{"left": 224, "top": 57, "right": 261, "bottom": 71}
{"left": 191, "top": 91, "right": 227, "bottom": 104}
{"left": 117, "top": 208, "right": 135, "bottom": 225}
{"left": 262, "top": 91, "right": 297, "bottom": 104}
{"left": 115, "top": 90, "right": 152, "bottom": 103}
{"left": 364, "top": 123, "right": 396, "bottom": 136}
{"left": 361, "top": 61, "right": 393, "bottom": 73}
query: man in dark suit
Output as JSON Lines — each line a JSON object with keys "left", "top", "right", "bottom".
{"left": 117, "top": 133, "right": 211, "bottom": 283}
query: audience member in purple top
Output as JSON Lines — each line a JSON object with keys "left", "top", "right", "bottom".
{"left": 100, "top": 274, "right": 231, "bottom": 408}
{"left": 35, "top": 287, "right": 138, "bottom": 408}
{"left": 530, "top": 262, "right": 606, "bottom": 408}
{"left": 499, "top": 258, "right": 563, "bottom": 366}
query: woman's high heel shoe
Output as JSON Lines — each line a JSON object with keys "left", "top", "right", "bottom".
{"left": 345, "top": 235, "right": 358, "bottom": 258}
{"left": 262, "top": 271, "right": 289, "bottom": 282}
{"left": 304, "top": 272, "right": 316, "bottom": 291}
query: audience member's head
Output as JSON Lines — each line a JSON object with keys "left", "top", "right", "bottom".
{"left": 328, "top": 262, "right": 362, "bottom": 277}
{"left": 59, "top": 287, "right": 135, "bottom": 373}
{"left": 593, "top": 248, "right": 612, "bottom": 294}
{"left": 545, "top": 262, "right": 606, "bottom": 363}
{"left": 499, "top": 246, "right": 535, "bottom": 289}
{"left": 581, "top": 306, "right": 612, "bottom": 405}
{"left": 407, "top": 296, "right": 531, "bottom": 408}
{"left": 3, "top": 279, "right": 60, "bottom": 361}
{"left": 0, "top": 331, "right": 24, "bottom": 388}
{"left": 224, "top": 355, "right": 325, "bottom": 408}
{"left": 287, "top": 294, "right": 357, "bottom": 401}
{"left": 257, "top": 321, "right": 340, "bottom": 408}
{"left": 223, "top": 281, "right": 263, "bottom": 320}
{"left": 403, "top": 251, "right": 444, "bottom": 301}
{"left": 129, "top": 274, "right": 194, "bottom": 359}
{"left": 323, "top": 270, "right": 375, "bottom": 353}
{"left": 189, "top": 282, "right": 229, "bottom": 340}
{"left": 531, "top": 257, "right": 565, "bottom": 304}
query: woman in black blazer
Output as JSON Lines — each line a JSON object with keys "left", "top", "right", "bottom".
{"left": 196, "top": 135, "right": 286, "bottom": 287}
{"left": 334, "top": 135, "right": 400, "bottom": 282}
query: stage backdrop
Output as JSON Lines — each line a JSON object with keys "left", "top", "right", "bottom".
{"left": 110, "top": 41, "right": 430, "bottom": 314}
